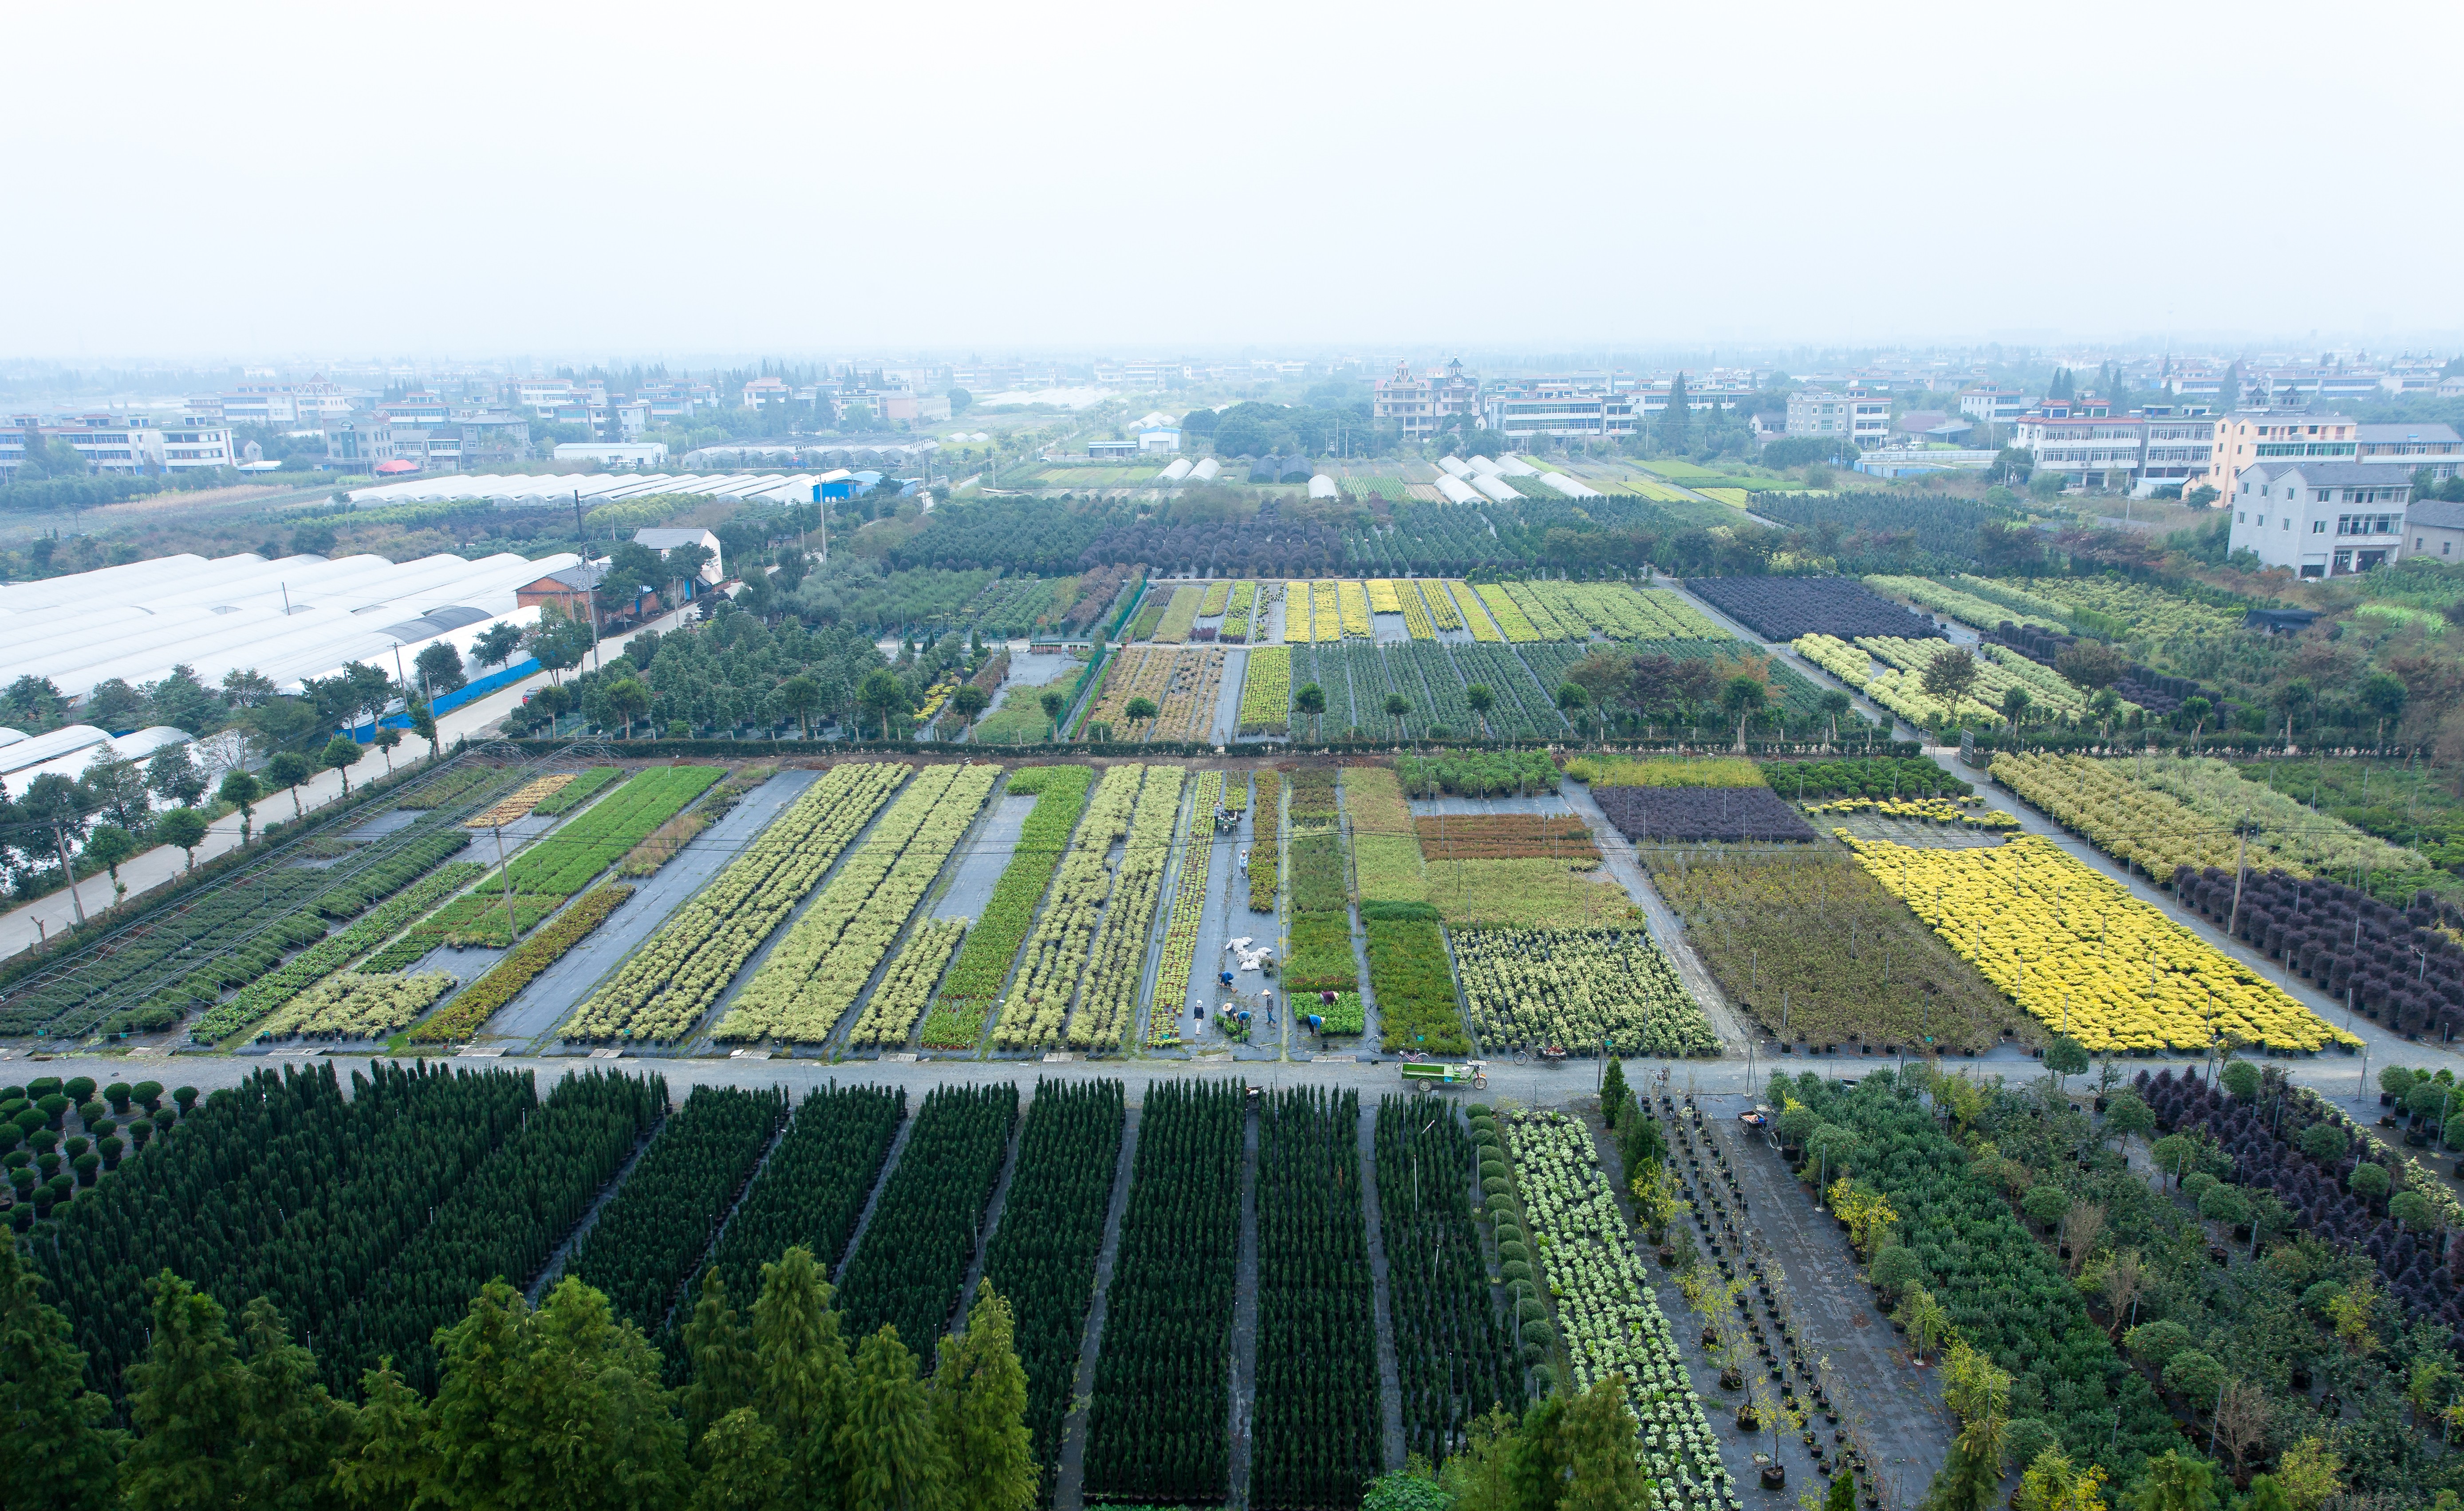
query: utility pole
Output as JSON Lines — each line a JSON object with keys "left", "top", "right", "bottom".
{"left": 51, "top": 822, "right": 87, "bottom": 927}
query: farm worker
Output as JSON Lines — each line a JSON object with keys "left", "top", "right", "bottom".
{"left": 1320, "top": 989, "right": 1337, "bottom": 1007}
{"left": 1220, "top": 970, "right": 1235, "bottom": 987}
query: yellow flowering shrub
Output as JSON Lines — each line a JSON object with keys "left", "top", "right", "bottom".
{"left": 1843, "top": 832, "right": 2360, "bottom": 1054}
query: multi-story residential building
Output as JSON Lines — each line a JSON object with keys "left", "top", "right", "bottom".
{"left": 219, "top": 389, "right": 297, "bottom": 425}
{"left": 377, "top": 392, "right": 450, "bottom": 425}
{"left": 324, "top": 413, "right": 530, "bottom": 472}
{"left": 1784, "top": 387, "right": 1891, "bottom": 449}
{"left": 1634, "top": 376, "right": 1757, "bottom": 416}
{"left": 2011, "top": 403, "right": 2145, "bottom": 491}
{"left": 1373, "top": 358, "right": 1481, "bottom": 439}
{"left": 1481, "top": 379, "right": 1640, "bottom": 438}
{"left": 157, "top": 420, "right": 236, "bottom": 471}
{"left": 2409, "top": 499, "right": 2464, "bottom": 563}
{"left": 2140, "top": 413, "right": 2215, "bottom": 490}
{"left": 2228, "top": 461, "right": 2412, "bottom": 577}
{"left": 742, "top": 376, "right": 793, "bottom": 409}
{"left": 11, "top": 420, "right": 236, "bottom": 475}
{"left": 2198, "top": 411, "right": 2358, "bottom": 498}
{"left": 1957, "top": 385, "right": 2036, "bottom": 424}
{"left": 2356, "top": 423, "right": 2463, "bottom": 481}
{"left": 2247, "top": 367, "right": 2388, "bottom": 407}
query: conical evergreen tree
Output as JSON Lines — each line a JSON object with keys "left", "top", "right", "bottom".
{"left": 329, "top": 1359, "right": 433, "bottom": 1511}
{"left": 1600, "top": 1059, "right": 1628, "bottom": 1129}
{"left": 681, "top": 1270, "right": 757, "bottom": 1454}
{"left": 749, "top": 1246, "right": 852, "bottom": 1507}
{"left": 836, "top": 1326, "right": 951, "bottom": 1511}
{"left": 690, "top": 1408, "right": 791, "bottom": 1511}
{"left": 933, "top": 1284, "right": 1035, "bottom": 1511}
{"left": 118, "top": 1271, "right": 248, "bottom": 1511}
{"left": 233, "top": 1297, "right": 354, "bottom": 1511}
{"left": 0, "top": 1229, "right": 120, "bottom": 1511}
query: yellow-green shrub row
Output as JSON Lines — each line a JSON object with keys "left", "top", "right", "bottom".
{"left": 716, "top": 763, "right": 999, "bottom": 1042}
{"left": 1238, "top": 646, "right": 1291, "bottom": 735}
{"left": 1070, "top": 766, "right": 1187, "bottom": 1050}
{"left": 560, "top": 762, "right": 908, "bottom": 1043}
{"left": 1152, "top": 772, "right": 1223, "bottom": 1047}
{"left": 253, "top": 971, "right": 457, "bottom": 1042}
{"left": 845, "top": 917, "right": 968, "bottom": 1049}
{"left": 1475, "top": 584, "right": 1540, "bottom": 641}
{"left": 992, "top": 766, "right": 1145, "bottom": 1050}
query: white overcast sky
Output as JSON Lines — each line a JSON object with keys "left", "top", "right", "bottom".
{"left": 6, "top": 0, "right": 2460, "bottom": 362}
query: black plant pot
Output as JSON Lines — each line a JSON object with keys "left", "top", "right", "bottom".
{"left": 1762, "top": 1465, "right": 1788, "bottom": 1491}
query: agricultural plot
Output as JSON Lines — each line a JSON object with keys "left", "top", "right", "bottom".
{"left": 981, "top": 1079, "right": 1125, "bottom": 1495}
{"left": 1990, "top": 752, "right": 2424, "bottom": 884}
{"left": 1476, "top": 583, "right": 1542, "bottom": 641}
{"left": 1775, "top": 1072, "right": 2182, "bottom": 1474}
{"left": 717, "top": 763, "right": 999, "bottom": 1043}
{"left": 1397, "top": 749, "right": 1560, "bottom": 797}
{"left": 2176, "top": 866, "right": 2462, "bottom": 1036}
{"left": 1498, "top": 580, "right": 1572, "bottom": 639}
{"left": 1286, "top": 769, "right": 1345, "bottom": 913}
{"left": 1450, "top": 642, "right": 1562, "bottom": 737}
{"left": 409, "top": 883, "right": 633, "bottom": 1042}
{"left": 314, "top": 1066, "right": 666, "bottom": 1394}
{"left": 1757, "top": 756, "right": 1968, "bottom": 802}
{"left": 703, "top": 1083, "right": 903, "bottom": 1305}
{"left": 1419, "top": 578, "right": 1464, "bottom": 630}
{"left": 1338, "top": 639, "right": 1406, "bottom": 736}
{"left": 1239, "top": 645, "right": 1292, "bottom": 735}
{"left": 1374, "top": 1098, "right": 1520, "bottom": 1466}
{"left": 1389, "top": 639, "right": 1474, "bottom": 733}
{"left": 248, "top": 970, "right": 454, "bottom": 1043}
{"left": 1365, "top": 577, "right": 1405, "bottom": 614}
{"left": 1250, "top": 771, "right": 1283, "bottom": 913}
{"left": 0, "top": 760, "right": 513, "bottom": 1039}
{"left": 1222, "top": 578, "right": 1258, "bottom": 641}
{"left": 1450, "top": 580, "right": 1503, "bottom": 641}
{"left": 1153, "top": 771, "right": 1224, "bottom": 1046}
{"left": 1595, "top": 785, "right": 1816, "bottom": 844}
{"left": 1083, "top": 645, "right": 1173, "bottom": 737}
{"left": 561, "top": 762, "right": 908, "bottom": 1043}
{"left": 1644, "top": 845, "right": 2018, "bottom": 1051}
{"left": 568, "top": 1084, "right": 788, "bottom": 1334}
{"left": 1253, "top": 1088, "right": 1380, "bottom": 1511}
{"left": 1069, "top": 766, "right": 1184, "bottom": 1049}
{"left": 190, "top": 860, "right": 485, "bottom": 1041}
{"left": 1397, "top": 578, "right": 1437, "bottom": 638}
{"left": 835, "top": 1082, "right": 1017, "bottom": 1351}
{"left": 1498, "top": 1110, "right": 1735, "bottom": 1511}
{"left": 991, "top": 766, "right": 1143, "bottom": 1050}
{"left": 465, "top": 773, "right": 576, "bottom": 827}
{"left": 844, "top": 919, "right": 966, "bottom": 1049}
{"left": 1687, "top": 577, "right": 1941, "bottom": 643}
{"left": 35, "top": 1061, "right": 557, "bottom": 1399}
{"left": 1149, "top": 647, "right": 1224, "bottom": 742}
{"left": 500, "top": 764, "right": 725, "bottom": 898}
{"left": 1083, "top": 1079, "right": 1246, "bottom": 1504}
{"left": 925, "top": 764, "right": 1092, "bottom": 1049}
{"left": 1345, "top": 766, "right": 1427, "bottom": 905}
{"left": 1454, "top": 927, "right": 1715, "bottom": 1055}
{"left": 1865, "top": 574, "right": 2064, "bottom": 633}
{"left": 1152, "top": 584, "right": 1204, "bottom": 642}
{"left": 1199, "top": 579, "right": 1230, "bottom": 615}
{"left": 1845, "top": 832, "right": 2360, "bottom": 1052}
{"left": 1366, "top": 914, "right": 1471, "bottom": 1053}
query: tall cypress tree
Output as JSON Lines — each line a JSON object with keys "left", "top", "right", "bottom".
{"left": 690, "top": 1409, "right": 791, "bottom": 1511}
{"left": 0, "top": 1230, "right": 120, "bottom": 1511}
{"left": 1657, "top": 375, "right": 1693, "bottom": 455}
{"left": 933, "top": 1284, "right": 1035, "bottom": 1511}
{"left": 328, "top": 1360, "right": 432, "bottom": 1511}
{"left": 680, "top": 1271, "right": 757, "bottom": 1455}
{"left": 836, "top": 1327, "right": 951, "bottom": 1511}
{"left": 749, "top": 1246, "right": 852, "bottom": 1507}
{"left": 118, "top": 1272, "right": 249, "bottom": 1511}
{"left": 1599, "top": 1060, "right": 1628, "bottom": 1129}
{"left": 233, "top": 1298, "right": 354, "bottom": 1511}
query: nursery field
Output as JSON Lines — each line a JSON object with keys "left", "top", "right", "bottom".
{"left": 1644, "top": 845, "right": 2023, "bottom": 1053}
{"left": 1688, "top": 576, "right": 1944, "bottom": 643}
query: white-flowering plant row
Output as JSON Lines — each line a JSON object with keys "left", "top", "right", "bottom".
{"left": 256, "top": 971, "right": 457, "bottom": 1041}
{"left": 716, "top": 763, "right": 999, "bottom": 1043}
{"left": 1455, "top": 929, "right": 1718, "bottom": 1058}
{"left": 1070, "top": 767, "right": 1186, "bottom": 1049}
{"left": 1502, "top": 1111, "right": 1738, "bottom": 1511}
{"left": 562, "top": 762, "right": 909, "bottom": 1043}
{"left": 845, "top": 917, "right": 967, "bottom": 1049}
{"left": 992, "top": 766, "right": 1145, "bottom": 1050}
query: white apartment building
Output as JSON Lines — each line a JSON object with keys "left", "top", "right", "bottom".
{"left": 1957, "top": 385, "right": 2036, "bottom": 424}
{"left": 2228, "top": 461, "right": 2412, "bottom": 577}
{"left": 1785, "top": 387, "right": 1890, "bottom": 449}
{"left": 2356, "top": 423, "right": 2463, "bottom": 481}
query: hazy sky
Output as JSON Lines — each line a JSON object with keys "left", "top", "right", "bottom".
{"left": 8, "top": 0, "right": 2460, "bottom": 361}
